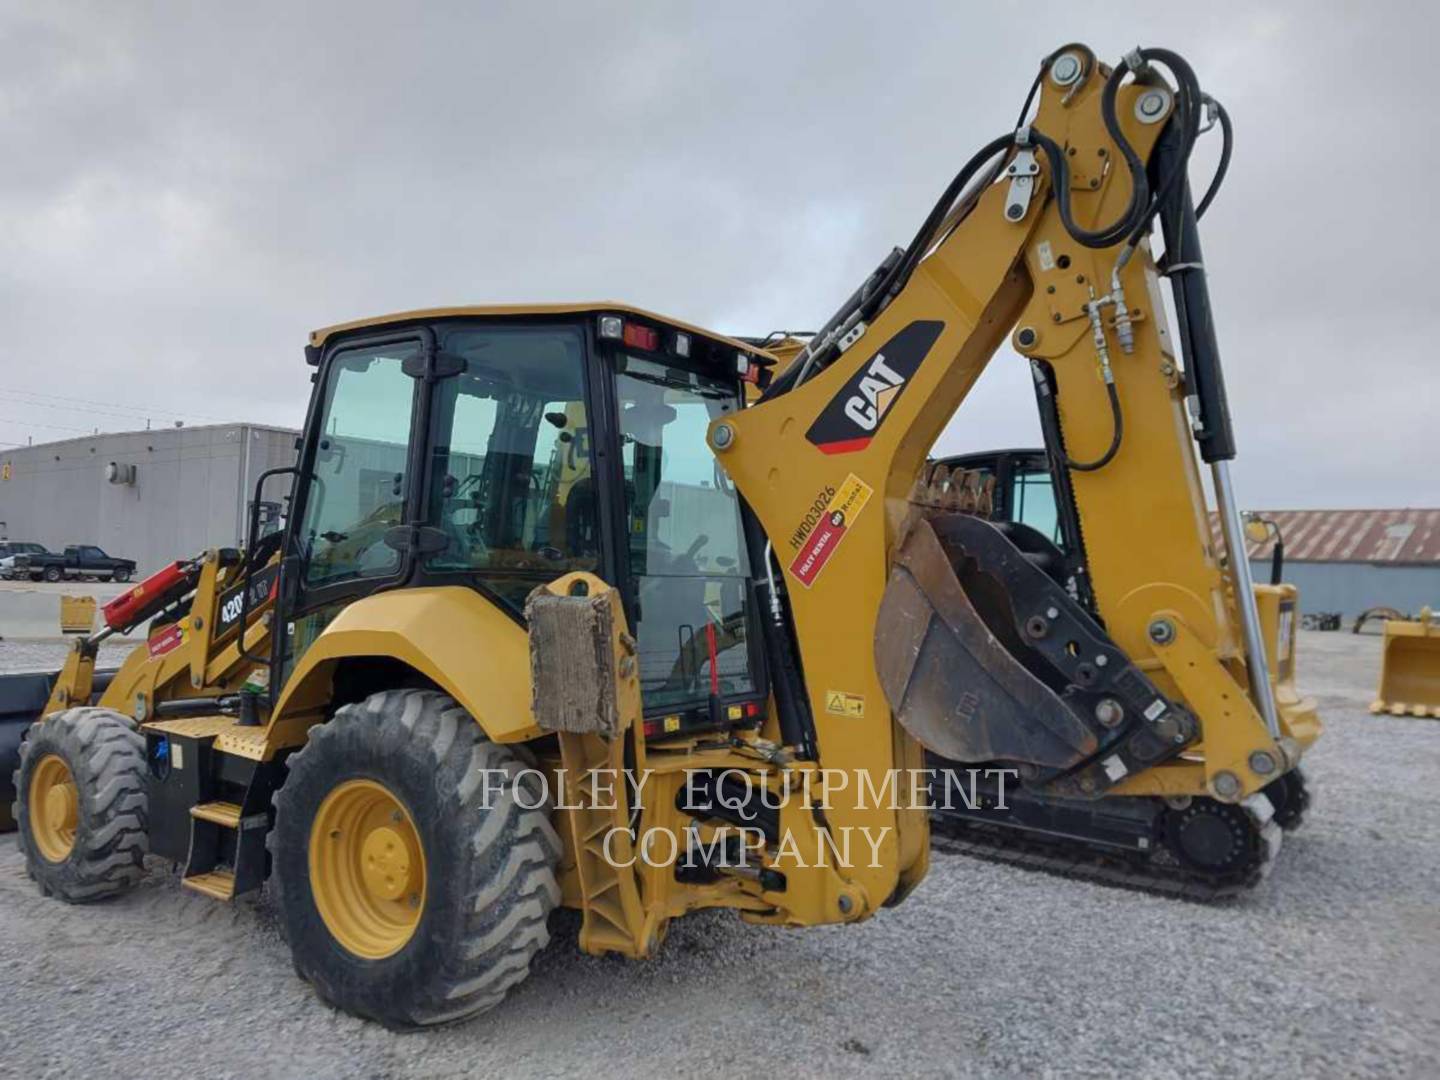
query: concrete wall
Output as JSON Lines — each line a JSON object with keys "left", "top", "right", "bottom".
{"left": 1255, "top": 559, "right": 1440, "bottom": 621}
{"left": 0, "top": 425, "right": 297, "bottom": 575}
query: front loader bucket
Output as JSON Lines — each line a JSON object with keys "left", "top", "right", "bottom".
{"left": 0, "top": 671, "right": 57, "bottom": 831}
{"left": 874, "top": 513, "right": 1195, "bottom": 798}
{"left": 1371, "top": 610, "right": 1440, "bottom": 718}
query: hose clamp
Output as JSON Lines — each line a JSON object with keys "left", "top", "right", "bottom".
{"left": 1123, "top": 47, "right": 1150, "bottom": 77}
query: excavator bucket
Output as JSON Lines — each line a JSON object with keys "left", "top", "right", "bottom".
{"left": 875, "top": 506, "right": 1195, "bottom": 799}
{"left": 1370, "top": 608, "right": 1440, "bottom": 718}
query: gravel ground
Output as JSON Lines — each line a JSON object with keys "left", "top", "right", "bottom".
{"left": 2, "top": 631, "right": 1437, "bottom": 1078}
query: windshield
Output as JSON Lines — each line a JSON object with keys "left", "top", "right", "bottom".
{"left": 616, "top": 355, "right": 757, "bottom": 710}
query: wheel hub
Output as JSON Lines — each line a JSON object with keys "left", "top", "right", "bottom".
{"left": 309, "top": 779, "right": 427, "bottom": 959}
{"left": 29, "top": 754, "right": 79, "bottom": 863}
{"left": 360, "top": 825, "right": 413, "bottom": 902}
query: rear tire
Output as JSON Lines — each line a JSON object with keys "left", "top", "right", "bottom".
{"left": 42, "top": 566, "right": 62, "bottom": 583}
{"left": 14, "top": 707, "right": 149, "bottom": 901}
{"left": 269, "top": 689, "right": 561, "bottom": 1028}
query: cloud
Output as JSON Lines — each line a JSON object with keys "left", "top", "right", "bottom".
{"left": 0, "top": 1, "right": 1434, "bottom": 507}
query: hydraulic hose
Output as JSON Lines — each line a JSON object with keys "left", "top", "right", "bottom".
{"left": 1196, "top": 98, "right": 1232, "bottom": 219}
{"left": 1062, "top": 380, "right": 1123, "bottom": 472}
{"left": 875, "top": 132, "right": 1018, "bottom": 311}
{"left": 776, "top": 45, "right": 1218, "bottom": 422}
{"left": 1127, "top": 48, "right": 1203, "bottom": 248}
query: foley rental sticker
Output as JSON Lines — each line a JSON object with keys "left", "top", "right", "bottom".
{"left": 788, "top": 473, "right": 873, "bottom": 587}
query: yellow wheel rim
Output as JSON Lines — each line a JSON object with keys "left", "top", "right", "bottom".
{"left": 29, "top": 753, "right": 79, "bottom": 863}
{"left": 309, "top": 778, "right": 427, "bottom": 959}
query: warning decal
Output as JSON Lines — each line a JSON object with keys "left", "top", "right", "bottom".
{"left": 788, "top": 473, "right": 872, "bottom": 587}
{"left": 825, "top": 690, "right": 866, "bottom": 718}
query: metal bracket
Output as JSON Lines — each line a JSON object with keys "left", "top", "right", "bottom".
{"left": 1004, "top": 147, "right": 1040, "bottom": 222}
{"left": 836, "top": 320, "right": 868, "bottom": 353}
{"left": 401, "top": 346, "right": 467, "bottom": 381}
{"left": 382, "top": 525, "right": 449, "bottom": 555}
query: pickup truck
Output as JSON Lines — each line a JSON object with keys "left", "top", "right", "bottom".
{"left": 0, "top": 542, "right": 51, "bottom": 580}
{"left": 13, "top": 544, "right": 137, "bottom": 583}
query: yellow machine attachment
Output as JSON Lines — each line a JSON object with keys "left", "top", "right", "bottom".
{"left": 1371, "top": 608, "right": 1440, "bottom": 718}
{"left": 715, "top": 43, "right": 1318, "bottom": 896}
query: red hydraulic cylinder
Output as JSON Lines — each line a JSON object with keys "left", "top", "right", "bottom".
{"left": 101, "top": 561, "right": 197, "bottom": 631}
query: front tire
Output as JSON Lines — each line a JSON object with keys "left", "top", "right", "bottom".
{"left": 270, "top": 689, "right": 561, "bottom": 1028}
{"left": 14, "top": 707, "right": 149, "bottom": 901}
{"left": 112, "top": 568, "right": 131, "bottom": 583}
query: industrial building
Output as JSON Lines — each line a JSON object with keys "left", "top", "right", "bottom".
{"left": 0, "top": 424, "right": 298, "bottom": 576}
{"left": 1239, "top": 509, "right": 1440, "bottom": 622}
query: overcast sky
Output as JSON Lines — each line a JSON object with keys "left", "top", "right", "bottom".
{"left": 1, "top": 2, "right": 1434, "bottom": 508}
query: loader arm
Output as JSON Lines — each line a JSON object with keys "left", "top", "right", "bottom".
{"left": 714, "top": 46, "right": 1317, "bottom": 846}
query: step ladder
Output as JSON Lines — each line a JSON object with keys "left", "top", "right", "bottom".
{"left": 141, "top": 715, "right": 282, "bottom": 901}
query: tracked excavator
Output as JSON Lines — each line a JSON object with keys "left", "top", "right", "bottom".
{"left": 6, "top": 43, "right": 1318, "bottom": 1027}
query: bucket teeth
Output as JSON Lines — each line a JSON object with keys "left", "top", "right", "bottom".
{"left": 909, "top": 464, "right": 994, "bottom": 519}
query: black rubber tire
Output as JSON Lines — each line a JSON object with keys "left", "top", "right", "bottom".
{"left": 13, "top": 707, "right": 149, "bottom": 901}
{"left": 111, "top": 568, "right": 131, "bottom": 584}
{"left": 42, "top": 565, "right": 62, "bottom": 583}
{"left": 269, "top": 689, "right": 561, "bottom": 1028}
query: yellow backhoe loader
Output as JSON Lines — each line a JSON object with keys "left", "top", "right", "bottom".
{"left": 7, "top": 42, "right": 1319, "bottom": 1027}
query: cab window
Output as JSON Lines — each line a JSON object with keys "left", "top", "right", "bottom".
{"left": 616, "top": 355, "right": 757, "bottom": 710}
{"left": 299, "top": 344, "right": 418, "bottom": 587}
{"left": 1012, "top": 468, "right": 1062, "bottom": 547}
{"left": 424, "top": 324, "right": 597, "bottom": 611}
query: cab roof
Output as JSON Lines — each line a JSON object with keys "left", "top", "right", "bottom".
{"left": 309, "top": 302, "right": 775, "bottom": 363}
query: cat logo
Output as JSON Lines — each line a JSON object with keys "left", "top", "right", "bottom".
{"left": 843, "top": 353, "right": 907, "bottom": 431}
{"left": 805, "top": 320, "right": 943, "bottom": 455}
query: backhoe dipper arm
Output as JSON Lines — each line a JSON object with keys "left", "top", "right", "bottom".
{"left": 712, "top": 46, "right": 1297, "bottom": 901}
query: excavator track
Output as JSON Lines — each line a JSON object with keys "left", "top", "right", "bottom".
{"left": 929, "top": 768, "right": 1308, "bottom": 900}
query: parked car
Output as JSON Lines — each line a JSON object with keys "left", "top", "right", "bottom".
{"left": 0, "top": 542, "right": 51, "bottom": 580}
{"left": 12, "top": 545, "right": 137, "bottom": 583}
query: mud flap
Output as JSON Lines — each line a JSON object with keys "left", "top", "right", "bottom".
{"left": 1372, "top": 610, "right": 1440, "bottom": 718}
{"left": 875, "top": 514, "right": 1196, "bottom": 798}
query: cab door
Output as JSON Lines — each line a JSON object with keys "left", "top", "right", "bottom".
{"left": 274, "top": 329, "right": 432, "bottom": 685}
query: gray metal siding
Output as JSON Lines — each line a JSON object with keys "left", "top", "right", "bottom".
{"left": 1257, "top": 560, "right": 1440, "bottom": 621}
{"left": 0, "top": 425, "right": 297, "bottom": 575}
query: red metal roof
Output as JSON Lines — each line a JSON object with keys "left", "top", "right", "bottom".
{"left": 1211, "top": 509, "right": 1440, "bottom": 565}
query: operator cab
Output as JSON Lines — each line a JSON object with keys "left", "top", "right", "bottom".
{"left": 283, "top": 305, "right": 775, "bottom": 740}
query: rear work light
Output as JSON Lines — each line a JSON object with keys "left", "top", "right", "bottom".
{"left": 597, "top": 315, "right": 624, "bottom": 339}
